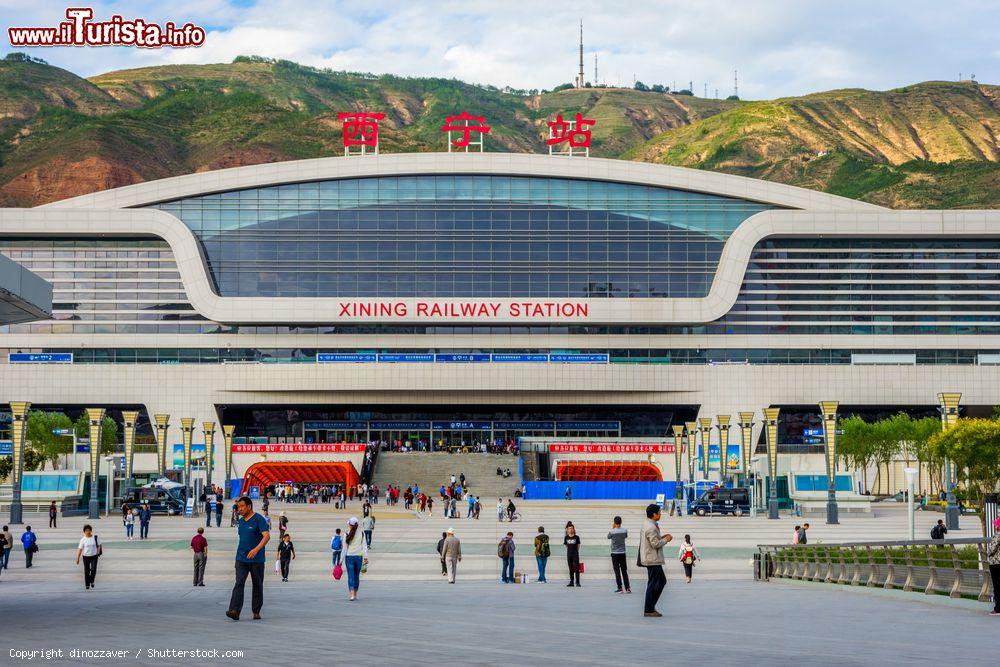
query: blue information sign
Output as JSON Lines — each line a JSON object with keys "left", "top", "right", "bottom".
{"left": 303, "top": 420, "right": 367, "bottom": 430}
{"left": 491, "top": 354, "right": 549, "bottom": 363}
{"left": 493, "top": 421, "right": 555, "bottom": 430}
{"left": 317, "top": 353, "right": 376, "bottom": 363}
{"left": 434, "top": 353, "right": 491, "bottom": 363}
{"left": 549, "top": 353, "right": 609, "bottom": 363}
{"left": 0, "top": 441, "right": 11, "bottom": 455}
{"left": 378, "top": 353, "right": 435, "bottom": 363}
{"left": 9, "top": 352, "right": 73, "bottom": 364}
{"left": 432, "top": 421, "right": 492, "bottom": 431}
{"left": 369, "top": 421, "right": 431, "bottom": 430}
{"left": 248, "top": 486, "right": 260, "bottom": 500}
{"left": 803, "top": 428, "right": 824, "bottom": 436}
{"left": 555, "top": 421, "right": 621, "bottom": 430}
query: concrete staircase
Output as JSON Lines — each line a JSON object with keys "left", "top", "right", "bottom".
{"left": 371, "top": 452, "right": 521, "bottom": 499}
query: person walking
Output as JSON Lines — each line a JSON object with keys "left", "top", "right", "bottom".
{"left": 138, "top": 504, "right": 151, "bottom": 540}
{"left": 48, "top": 501, "right": 58, "bottom": 529}
{"left": 21, "top": 526, "right": 37, "bottom": 568}
{"left": 639, "top": 503, "right": 673, "bottom": 618}
{"left": 230, "top": 502, "right": 238, "bottom": 527}
{"left": 124, "top": 509, "right": 135, "bottom": 541}
{"left": 436, "top": 531, "right": 448, "bottom": 577}
{"left": 0, "top": 531, "right": 5, "bottom": 580}
{"left": 497, "top": 497, "right": 504, "bottom": 522}
{"left": 362, "top": 513, "right": 375, "bottom": 550}
{"left": 498, "top": 532, "right": 515, "bottom": 583}
{"left": 930, "top": 519, "right": 947, "bottom": 540}
{"left": 792, "top": 525, "right": 801, "bottom": 544}
{"left": 74, "top": 524, "right": 101, "bottom": 589}
{"left": 276, "top": 533, "right": 295, "bottom": 582}
{"left": 678, "top": 535, "right": 701, "bottom": 583}
{"left": 608, "top": 516, "right": 630, "bottom": 593}
{"left": 191, "top": 526, "right": 208, "bottom": 586}
{"left": 0, "top": 525, "right": 12, "bottom": 571}
{"left": 564, "top": 523, "right": 582, "bottom": 587}
{"left": 226, "top": 496, "right": 270, "bottom": 621}
{"left": 988, "top": 517, "right": 1000, "bottom": 616}
{"left": 204, "top": 493, "right": 213, "bottom": 528}
{"left": 343, "top": 517, "right": 369, "bottom": 601}
{"left": 278, "top": 512, "right": 288, "bottom": 539}
{"left": 331, "top": 528, "right": 343, "bottom": 567}
{"left": 534, "top": 526, "right": 550, "bottom": 583}
{"left": 215, "top": 499, "right": 223, "bottom": 527}
{"left": 442, "top": 528, "right": 462, "bottom": 583}
{"left": 798, "top": 523, "right": 809, "bottom": 545}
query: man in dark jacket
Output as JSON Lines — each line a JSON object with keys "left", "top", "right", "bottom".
{"left": 930, "top": 519, "right": 947, "bottom": 540}
{"left": 436, "top": 531, "right": 447, "bottom": 576}
{"left": 138, "top": 504, "right": 152, "bottom": 539}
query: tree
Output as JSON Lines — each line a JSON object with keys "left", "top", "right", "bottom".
{"left": 726, "top": 94, "right": 740, "bottom": 101}
{"left": 552, "top": 83, "right": 574, "bottom": 92}
{"left": 907, "top": 416, "right": 944, "bottom": 492}
{"left": 74, "top": 413, "right": 119, "bottom": 455}
{"left": 633, "top": 81, "right": 649, "bottom": 92}
{"left": 928, "top": 418, "right": 1000, "bottom": 535}
{"left": 838, "top": 415, "right": 876, "bottom": 492}
{"left": 25, "top": 410, "right": 75, "bottom": 469}
{"left": 675, "top": 89, "right": 693, "bottom": 96}
{"left": 0, "top": 455, "right": 11, "bottom": 481}
{"left": 651, "top": 84, "right": 666, "bottom": 93}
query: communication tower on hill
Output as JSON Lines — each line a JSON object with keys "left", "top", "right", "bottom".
{"left": 575, "top": 20, "right": 585, "bottom": 88}
{"left": 734, "top": 69, "right": 739, "bottom": 98}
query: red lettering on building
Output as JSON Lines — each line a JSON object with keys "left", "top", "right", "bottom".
{"left": 441, "top": 112, "right": 491, "bottom": 148}
{"left": 549, "top": 443, "right": 675, "bottom": 453}
{"left": 546, "top": 113, "right": 596, "bottom": 148}
{"left": 338, "top": 111, "right": 385, "bottom": 148}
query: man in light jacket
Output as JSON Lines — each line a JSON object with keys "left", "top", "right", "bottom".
{"left": 638, "top": 503, "right": 672, "bottom": 617}
{"left": 442, "top": 528, "right": 462, "bottom": 583}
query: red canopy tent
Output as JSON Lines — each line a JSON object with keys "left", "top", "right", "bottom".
{"left": 241, "top": 460, "right": 359, "bottom": 492}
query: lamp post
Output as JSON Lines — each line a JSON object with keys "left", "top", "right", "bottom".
{"left": 763, "top": 407, "right": 781, "bottom": 520}
{"left": 104, "top": 455, "right": 115, "bottom": 517}
{"left": 684, "top": 421, "right": 697, "bottom": 493}
{"left": 671, "top": 425, "right": 684, "bottom": 504}
{"left": 223, "top": 424, "right": 235, "bottom": 499}
{"left": 153, "top": 414, "right": 170, "bottom": 478}
{"left": 8, "top": 401, "right": 30, "bottom": 525}
{"left": 203, "top": 421, "right": 216, "bottom": 491}
{"left": 819, "top": 401, "right": 840, "bottom": 525}
{"left": 121, "top": 410, "right": 138, "bottom": 490}
{"left": 716, "top": 415, "right": 731, "bottom": 486}
{"left": 698, "top": 417, "right": 712, "bottom": 481}
{"left": 937, "top": 392, "right": 961, "bottom": 531}
{"left": 738, "top": 411, "right": 755, "bottom": 487}
{"left": 181, "top": 418, "right": 195, "bottom": 499}
{"left": 86, "top": 407, "right": 105, "bottom": 520}
{"left": 904, "top": 467, "right": 918, "bottom": 541}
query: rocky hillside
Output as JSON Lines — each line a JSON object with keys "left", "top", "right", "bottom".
{"left": 0, "top": 54, "right": 998, "bottom": 208}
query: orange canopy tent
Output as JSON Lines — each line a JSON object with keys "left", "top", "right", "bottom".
{"left": 241, "top": 460, "right": 359, "bottom": 492}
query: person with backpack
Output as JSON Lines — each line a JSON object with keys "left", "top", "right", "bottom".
{"left": 930, "top": 519, "right": 947, "bottom": 540}
{"left": 607, "top": 516, "right": 630, "bottom": 593}
{"left": 75, "top": 524, "right": 101, "bottom": 589}
{"left": 534, "top": 526, "right": 550, "bottom": 583}
{"left": 331, "top": 528, "right": 343, "bottom": 566}
{"left": 678, "top": 534, "right": 701, "bottom": 583}
{"left": 564, "top": 524, "right": 582, "bottom": 587}
{"left": 498, "top": 532, "right": 515, "bottom": 583}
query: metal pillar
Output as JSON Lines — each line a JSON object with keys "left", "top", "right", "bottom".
{"left": 181, "top": 418, "right": 195, "bottom": 500}
{"left": 819, "top": 401, "right": 840, "bottom": 525}
{"left": 203, "top": 421, "right": 216, "bottom": 490}
{"left": 8, "top": 401, "right": 30, "bottom": 524}
{"left": 86, "top": 407, "right": 105, "bottom": 520}
{"left": 698, "top": 417, "right": 712, "bottom": 481}
{"left": 738, "top": 411, "right": 755, "bottom": 488}
{"left": 122, "top": 410, "right": 139, "bottom": 490}
{"left": 223, "top": 425, "right": 235, "bottom": 499}
{"left": 154, "top": 414, "right": 170, "bottom": 478}
{"left": 937, "top": 392, "right": 961, "bottom": 531}
{"left": 763, "top": 407, "right": 781, "bottom": 519}
{"left": 716, "top": 415, "right": 731, "bottom": 485}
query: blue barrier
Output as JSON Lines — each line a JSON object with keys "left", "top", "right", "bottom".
{"left": 229, "top": 479, "right": 243, "bottom": 498}
{"left": 524, "top": 480, "right": 679, "bottom": 500}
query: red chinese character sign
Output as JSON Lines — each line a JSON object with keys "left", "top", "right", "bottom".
{"left": 338, "top": 111, "right": 386, "bottom": 156}
{"left": 547, "top": 112, "right": 596, "bottom": 157}
{"left": 441, "top": 111, "right": 491, "bottom": 152}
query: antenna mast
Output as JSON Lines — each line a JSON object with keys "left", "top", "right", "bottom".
{"left": 734, "top": 69, "right": 738, "bottom": 98}
{"left": 576, "top": 20, "right": 585, "bottom": 87}
{"left": 594, "top": 52, "right": 598, "bottom": 87}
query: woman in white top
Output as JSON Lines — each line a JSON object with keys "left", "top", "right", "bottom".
{"left": 343, "top": 517, "right": 369, "bottom": 601}
{"left": 677, "top": 534, "right": 701, "bottom": 583}
{"left": 75, "top": 524, "right": 101, "bottom": 589}
{"left": 124, "top": 510, "right": 135, "bottom": 541}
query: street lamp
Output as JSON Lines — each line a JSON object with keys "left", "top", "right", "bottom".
{"left": 203, "top": 421, "right": 216, "bottom": 491}
{"left": 904, "top": 467, "right": 918, "bottom": 541}
{"left": 738, "top": 411, "right": 755, "bottom": 487}
{"left": 86, "top": 407, "right": 105, "bottom": 520}
{"left": 104, "top": 455, "right": 115, "bottom": 517}
{"left": 181, "top": 417, "right": 195, "bottom": 500}
{"left": 819, "top": 401, "right": 840, "bottom": 525}
{"left": 8, "top": 401, "right": 31, "bottom": 525}
{"left": 684, "top": 421, "right": 697, "bottom": 496}
{"left": 716, "top": 415, "right": 731, "bottom": 486}
{"left": 223, "top": 425, "right": 236, "bottom": 499}
{"left": 937, "top": 392, "right": 961, "bottom": 531}
{"left": 763, "top": 407, "right": 781, "bottom": 520}
{"left": 153, "top": 414, "right": 170, "bottom": 478}
{"left": 671, "top": 425, "right": 684, "bottom": 505}
{"left": 698, "top": 417, "right": 712, "bottom": 481}
{"left": 122, "top": 410, "right": 138, "bottom": 490}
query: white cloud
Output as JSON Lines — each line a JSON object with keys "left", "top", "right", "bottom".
{"left": 2, "top": 0, "right": 997, "bottom": 97}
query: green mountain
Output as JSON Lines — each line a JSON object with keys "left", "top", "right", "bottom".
{"left": 0, "top": 55, "right": 997, "bottom": 208}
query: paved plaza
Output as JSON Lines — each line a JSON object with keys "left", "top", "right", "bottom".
{"left": 1, "top": 502, "right": 997, "bottom": 665}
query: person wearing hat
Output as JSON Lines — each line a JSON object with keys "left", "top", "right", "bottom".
{"left": 988, "top": 517, "right": 1000, "bottom": 616}
{"left": 441, "top": 527, "right": 462, "bottom": 584}
{"left": 343, "top": 517, "right": 369, "bottom": 601}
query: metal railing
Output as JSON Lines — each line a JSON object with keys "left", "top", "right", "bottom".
{"left": 755, "top": 538, "right": 993, "bottom": 602}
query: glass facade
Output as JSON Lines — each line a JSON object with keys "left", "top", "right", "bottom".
{"left": 150, "top": 175, "right": 774, "bottom": 299}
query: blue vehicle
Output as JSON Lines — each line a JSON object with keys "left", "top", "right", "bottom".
{"left": 689, "top": 487, "right": 750, "bottom": 516}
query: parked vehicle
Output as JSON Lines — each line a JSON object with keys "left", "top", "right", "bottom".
{"left": 121, "top": 478, "right": 187, "bottom": 515}
{"left": 689, "top": 487, "right": 750, "bottom": 516}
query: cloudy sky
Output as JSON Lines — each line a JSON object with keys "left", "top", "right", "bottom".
{"left": 2, "top": 0, "right": 998, "bottom": 98}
